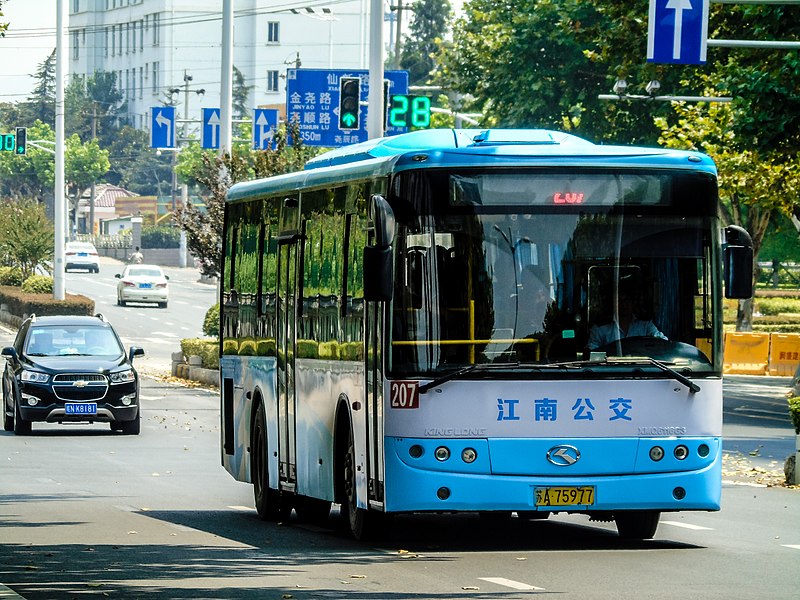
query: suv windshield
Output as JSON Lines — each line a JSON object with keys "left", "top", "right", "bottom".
{"left": 26, "top": 326, "right": 123, "bottom": 357}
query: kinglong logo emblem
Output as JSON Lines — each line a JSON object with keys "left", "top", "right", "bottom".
{"left": 546, "top": 445, "right": 580, "bottom": 466}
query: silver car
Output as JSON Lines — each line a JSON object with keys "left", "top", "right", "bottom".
{"left": 115, "top": 264, "right": 169, "bottom": 308}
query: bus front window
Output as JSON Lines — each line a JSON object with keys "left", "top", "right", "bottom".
{"left": 388, "top": 172, "right": 721, "bottom": 378}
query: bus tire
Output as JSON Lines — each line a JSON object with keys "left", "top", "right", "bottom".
{"left": 252, "top": 402, "right": 280, "bottom": 520}
{"left": 338, "top": 423, "right": 383, "bottom": 540}
{"left": 614, "top": 510, "right": 660, "bottom": 539}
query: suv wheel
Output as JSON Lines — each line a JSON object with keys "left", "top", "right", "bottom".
{"left": 120, "top": 410, "right": 140, "bottom": 435}
{"left": 13, "top": 397, "right": 31, "bottom": 435}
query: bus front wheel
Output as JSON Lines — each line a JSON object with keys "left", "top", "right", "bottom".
{"left": 614, "top": 510, "right": 660, "bottom": 539}
{"left": 252, "top": 402, "right": 280, "bottom": 520}
{"left": 339, "top": 424, "right": 383, "bottom": 540}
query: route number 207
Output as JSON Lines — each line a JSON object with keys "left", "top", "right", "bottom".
{"left": 390, "top": 381, "right": 419, "bottom": 409}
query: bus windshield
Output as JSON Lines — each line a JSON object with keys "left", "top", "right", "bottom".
{"left": 388, "top": 169, "right": 721, "bottom": 377}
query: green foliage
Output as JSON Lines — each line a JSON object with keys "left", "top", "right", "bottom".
{"left": 174, "top": 122, "right": 318, "bottom": 279}
{"left": 756, "top": 298, "right": 800, "bottom": 316}
{"left": 203, "top": 304, "right": 220, "bottom": 337}
{"left": 0, "top": 199, "right": 54, "bottom": 280}
{"left": 256, "top": 339, "right": 276, "bottom": 356}
{"left": 319, "top": 341, "right": 339, "bottom": 360}
{"left": 141, "top": 226, "right": 180, "bottom": 249}
{"left": 0, "top": 267, "right": 23, "bottom": 286}
{"left": 297, "top": 339, "right": 319, "bottom": 359}
{"left": 788, "top": 396, "right": 800, "bottom": 435}
{"left": 222, "top": 339, "right": 238, "bottom": 355}
{"left": 237, "top": 339, "right": 257, "bottom": 356}
{"left": 21, "top": 275, "right": 54, "bottom": 294}
{"left": 180, "top": 338, "right": 219, "bottom": 370}
{"left": 399, "top": 0, "right": 453, "bottom": 86}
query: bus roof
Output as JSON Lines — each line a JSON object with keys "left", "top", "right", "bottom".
{"left": 227, "top": 129, "right": 716, "bottom": 203}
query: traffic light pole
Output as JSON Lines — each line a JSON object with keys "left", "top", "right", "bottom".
{"left": 367, "top": 0, "right": 384, "bottom": 139}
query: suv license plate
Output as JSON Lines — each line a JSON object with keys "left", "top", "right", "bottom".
{"left": 65, "top": 403, "right": 97, "bottom": 415}
{"left": 535, "top": 486, "right": 595, "bottom": 507}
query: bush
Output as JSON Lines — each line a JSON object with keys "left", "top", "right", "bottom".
{"left": 0, "top": 266, "right": 23, "bottom": 286}
{"left": 203, "top": 303, "right": 220, "bottom": 337}
{"left": 141, "top": 226, "right": 181, "bottom": 249}
{"left": 756, "top": 297, "right": 800, "bottom": 316}
{"left": 21, "top": 275, "right": 54, "bottom": 294}
{"left": 257, "top": 339, "right": 276, "bottom": 356}
{"left": 238, "top": 339, "right": 257, "bottom": 356}
{"left": 297, "top": 339, "right": 319, "bottom": 358}
{"left": 180, "top": 338, "right": 219, "bottom": 369}
{"left": 222, "top": 339, "right": 238, "bottom": 355}
{"left": 0, "top": 285, "right": 93, "bottom": 316}
{"left": 789, "top": 397, "right": 800, "bottom": 435}
{"left": 319, "top": 341, "right": 339, "bottom": 360}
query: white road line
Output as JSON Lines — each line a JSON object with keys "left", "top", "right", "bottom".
{"left": 478, "top": 577, "right": 545, "bottom": 591}
{"left": 228, "top": 505, "right": 256, "bottom": 512}
{"left": 661, "top": 520, "right": 713, "bottom": 531}
{"left": 782, "top": 544, "right": 800, "bottom": 550}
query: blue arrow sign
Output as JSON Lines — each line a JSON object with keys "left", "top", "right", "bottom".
{"left": 201, "top": 108, "right": 221, "bottom": 150}
{"left": 253, "top": 108, "right": 279, "bottom": 150}
{"left": 647, "top": 0, "right": 708, "bottom": 65}
{"left": 150, "top": 106, "right": 176, "bottom": 148}
{"left": 286, "top": 68, "right": 409, "bottom": 148}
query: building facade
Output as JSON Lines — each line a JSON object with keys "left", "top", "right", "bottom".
{"left": 68, "top": 0, "right": 370, "bottom": 133}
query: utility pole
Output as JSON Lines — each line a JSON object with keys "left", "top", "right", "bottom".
{"left": 393, "top": 1, "right": 403, "bottom": 69}
{"left": 368, "top": 0, "right": 385, "bottom": 139}
{"left": 220, "top": 0, "right": 233, "bottom": 155}
{"left": 54, "top": 0, "right": 66, "bottom": 301}
{"left": 89, "top": 102, "right": 97, "bottom": 237}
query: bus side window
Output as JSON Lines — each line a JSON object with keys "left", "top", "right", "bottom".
{"left": 405, "top": 248, "right": 425, "bottom": 309}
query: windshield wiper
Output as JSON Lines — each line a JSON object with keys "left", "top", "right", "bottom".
{"left": 419, "top": 363, "right": 520, "bottom": 394}
{"left": 607, "top": 356, "right": 700, "bottom": 394}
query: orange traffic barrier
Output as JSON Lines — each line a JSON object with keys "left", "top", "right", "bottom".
{"left": 768, "top": 333, "right": 800, "bottom": 376}
{"left": 723, "top": 332, "right": 770, "bottom": 375}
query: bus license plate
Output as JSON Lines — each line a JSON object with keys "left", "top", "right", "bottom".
{"left": 65, "top": 403, "right": 97, "bottom": 415}
{"left": 535, "top": 486, "right": 595, "bottom": 507}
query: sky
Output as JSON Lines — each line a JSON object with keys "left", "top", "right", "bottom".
{"left": 0, "top": 0, "right": 57, "bottom": 102}
{"left": 0, "top": 0, "right": 466, "bottom": 102}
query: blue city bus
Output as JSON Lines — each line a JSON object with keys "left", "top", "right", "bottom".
{"left": 219, "top": 129, "right": 753, "bottom": 540}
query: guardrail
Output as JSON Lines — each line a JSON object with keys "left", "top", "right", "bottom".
{"left": 724, "top": 332, "right": 800, "bottom": 376}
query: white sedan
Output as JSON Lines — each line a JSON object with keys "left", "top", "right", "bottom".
{"left": 115, "top": 264, "right": 170, "bottom": 308}
{"left": 65, "top": 241, "right": 100, "bottom": 273}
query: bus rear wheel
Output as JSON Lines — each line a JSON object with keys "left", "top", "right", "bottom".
{"left": 614, "top": 510, "right": 660, "bottom": 539}
{"left": 252, "top": 403, "right": 280, "bottom": 520}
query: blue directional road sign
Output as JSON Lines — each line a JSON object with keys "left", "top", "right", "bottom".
{"left": 647, "top": 0, "right": 709, "bottom": 65}
{"left": 150, "top": 106, "right": 176, "bottom": 148}
{"left": 253, "top": 108, "right": 279, "bottom": 150}
{"left": 286, "top": 68, "right": 409, "bottom": 148}
{"left": 201, "top": 108, "right": 222, "bottom": 150}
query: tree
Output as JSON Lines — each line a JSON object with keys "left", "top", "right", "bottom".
{"left": 233, "top": 65, "right": 252, "bottom": 120}
{"left": 0, "top": 199, "right": 54, "bottom": 280}
{"left": 399, "top": 0, "right": 452, "bottom": 86}
{"left": 174, "top": 125, "right": 317, "bottom": 279}
{"left": 105, "top": 126, "right": 172, "bottom": 195}
{"left": 24, "top": 49, "right": 56, "bottom": 127}
{"left": 655, "top": 98, "right": 800, "bottom": 330}
{"left": 0, "top": 1, "right": 8, "bottom": 37}
{"left": 0, "top": 120, "right": 54, "bottom": 201}
{"left": 65, "top": 72, "right": 126, "bottom": 147}
{"left": 65, "top": 134, "right": 111, "bottom": 231}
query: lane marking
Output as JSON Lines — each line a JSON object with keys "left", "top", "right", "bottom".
{"left": 478, "top": 577, "right": 545, "bottom": 591}
{"left": 661, "top": 520, "right": 713, "bottom": 531}
{"left": 229, "top": 505, "right": 256, "bottom": 512}
{"left": 782, "top": 544, "right": 800, "bottom": 550}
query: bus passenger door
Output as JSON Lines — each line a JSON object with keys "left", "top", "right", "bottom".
{"left": 365, "top": 298, "right": 385, "bottom": 508}
{"left": 276, "top": 238, "right": 299, "bottom": 489}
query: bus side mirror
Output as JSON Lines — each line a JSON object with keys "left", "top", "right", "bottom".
{"left": 364, "top": 194, "right": 396, "bottom": 302}
{"left": 724, "top": 225, "right": 754, "bottom": 299}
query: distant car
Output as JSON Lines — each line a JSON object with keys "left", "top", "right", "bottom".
{"left": 2, "top": 314, "right": 144, "bottom": 435}
{"left": 115, "top": 264, "right": 170, "bottom": 308}
{"left": 65, "top": 241, "right": 100, "bottom": 273}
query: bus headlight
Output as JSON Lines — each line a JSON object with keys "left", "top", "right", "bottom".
{"left": 434, "top": 446, "right": 450, "bottom": 461}
{"left": 461, "top": 448, "right": 477, "bottom": 463}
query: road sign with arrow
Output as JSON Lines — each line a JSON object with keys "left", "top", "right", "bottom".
{"left": 647, "top": 0, "right": 709, "bottom": 65}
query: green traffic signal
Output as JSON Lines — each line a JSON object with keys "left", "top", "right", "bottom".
{"left": 338, "top": 77, "right": 361, "bottom": 131}
{"left": 15, "top": 127, "right": 27, "bottom": 155}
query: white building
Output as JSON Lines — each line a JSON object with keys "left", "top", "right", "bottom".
{"left": 68, "top": 0, "right": 373, "bottom": 133}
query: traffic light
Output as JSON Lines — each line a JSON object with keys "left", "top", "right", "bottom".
{"left": 338, "top": 76, "right": 361, "bottom": 130}
{"left": 14, "top": 127, "right": 27, "bottom": 155}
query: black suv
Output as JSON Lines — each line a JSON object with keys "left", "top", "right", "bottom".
{"left": 2, "top": 314, "right": 144, "bottom": 435}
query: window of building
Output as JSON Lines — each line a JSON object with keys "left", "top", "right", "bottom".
{"left": 105, "top": 27, "right": 109, "bottom": 57}
{"left": 152, "top": 13, "right": 160, "bottom": 46}
{"left": 72, "top": 0, "right": 80, "bottom": 14}
{"left": 139, "top": 67, "right": 144, "bottom": 99}
{"left": 72, "top": 30, "right": 79, "bottom": 60}
{"left": 267, "top": 21, "right": 280, "bottom": 44}
{"left": 152, "top": 62, "right": 159, "bottom": 94}
{"left": 266, "top": 70, "right": 279, "bottom": 93}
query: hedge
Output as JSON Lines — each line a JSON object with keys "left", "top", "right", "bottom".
{"left": 0, "top": 285, "right": 94, "bottom": 317}
{"left": 180, "top": 338, "right": 219, "bottom": 370}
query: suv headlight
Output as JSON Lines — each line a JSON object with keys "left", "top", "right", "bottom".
{"left": 110, "top": 369, "right": 135, "bottom": 384}
{"left": 21, "top": 371, "right": 49, "bottom": 383}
